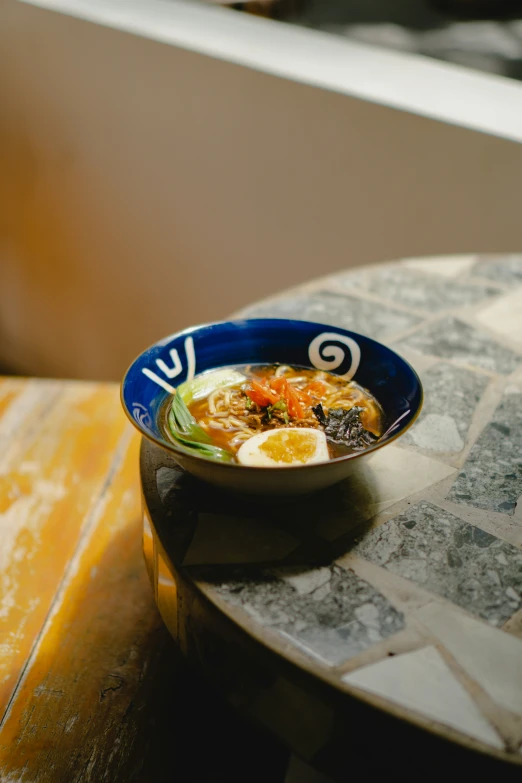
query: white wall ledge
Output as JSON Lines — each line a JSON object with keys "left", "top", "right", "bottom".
{"left": 20, "top": 0, "right": 522, "bottom": 143}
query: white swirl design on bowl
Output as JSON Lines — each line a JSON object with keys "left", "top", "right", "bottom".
{"left": 132, "top": 403, "right": 152, "bottom": 429}
{"left": 308, "top": 332, "right": 361, "bottom": 380}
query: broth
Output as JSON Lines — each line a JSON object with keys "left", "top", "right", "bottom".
{"left": 172, "top": 364, "right": 384, "bottom": 463}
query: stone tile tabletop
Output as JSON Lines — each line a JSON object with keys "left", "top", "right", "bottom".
{"left": 146, "top": 255, "right": 522, "bottom": 774}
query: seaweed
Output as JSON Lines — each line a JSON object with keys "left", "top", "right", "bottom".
{"left": 312, "top": 404, "right": 378, "bottom": 451}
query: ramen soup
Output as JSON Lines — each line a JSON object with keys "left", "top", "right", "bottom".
{"left": 165, "top": 364, "right": 385, "bottom": 468}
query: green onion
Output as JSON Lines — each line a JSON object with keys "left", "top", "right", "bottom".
{"left": 167, "top": 394, "right": 234, "bottom": 463}
{"left": 171, "top": 390, "right": 212, "bottom": 442}
{"left": 267, "top": 399, "right": 288, "bottom": 421}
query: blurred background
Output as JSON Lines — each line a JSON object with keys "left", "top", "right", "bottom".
{"left": 1, "top": 0, "right": 522, "bottom": 381}
{"left": 275, "top": 0, "right": 522, "bottom": 80}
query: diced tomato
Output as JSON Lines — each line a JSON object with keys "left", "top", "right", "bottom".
{"left": 246, "top": 376, "right": 308, "bottom": 418}
{"left": 304, "top": 380, "right": 327, "bottom": 398}
{"left": 258, "top": 380, "right": 280, "bottom": 404}
{"left": 295, "top": 389, "right": 312, "bottom": 406}
{"left": 245, "top": 380, "right": 280, "bottom": 407}
{"left": 245, "top": 388, "right": 269, "bottom": 407}
{"left": 284, "top": 381, "right": 305, "bottom": 419}
{"left": 268, "top": 377, "right": 305, "bottom": 418}
{"left": 269, "top": 377, "right": 287, "bottom": 393}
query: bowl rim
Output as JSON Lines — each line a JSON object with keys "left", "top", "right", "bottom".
{"left": 120, "top": 317, "right": 424, "bottom": 472}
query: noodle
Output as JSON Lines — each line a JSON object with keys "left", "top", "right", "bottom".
{"left": 186, "top": 364, "right": 384, "bottom": 458}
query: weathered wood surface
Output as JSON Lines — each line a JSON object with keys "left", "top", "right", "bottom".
{"left": 0, "top": 377, "right": 286, "bottom": 782}
{"left": 0, "top": 377, "right": 155, "bottom": 780}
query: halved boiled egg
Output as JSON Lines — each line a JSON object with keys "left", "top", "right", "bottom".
{"left": 237, "top": 427, "right": 330, "bottom": 467}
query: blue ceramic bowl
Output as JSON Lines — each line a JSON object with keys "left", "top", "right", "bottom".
{"left": 121, "top": 319, "right": 423, "bottom": 495}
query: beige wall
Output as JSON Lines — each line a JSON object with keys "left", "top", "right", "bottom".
{"left": 1, "top": 0, "right": 522, "bottom": 380}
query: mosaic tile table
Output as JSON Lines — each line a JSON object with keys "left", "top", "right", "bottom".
{"left": 142, "top": 254, "right": 522, "bottom": 781}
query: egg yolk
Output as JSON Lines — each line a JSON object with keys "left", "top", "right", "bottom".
{"left": 259, "top": 430, "right": 318, "bottom": 464}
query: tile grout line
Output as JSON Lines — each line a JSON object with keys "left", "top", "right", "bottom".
{"left": 235, "top": 256, "right": 521, "bottom": 322}
{"left": 238, "top": 284, "right": 443, "bottom": 344}
{"left": 436, "top": 372, "right": 503, "bottom": 470}
{"left": 466, "top": 274, "right": 511, "bottom": 291}
{"left": 433, "top": 497, "right": 522, "bottom": 552}
{"left": 312, "top": 283, "right": 439, "bottom": 319}
{"left": 241, "top": 285, "right": 522, "bottom": 362}
{"left": 417, "top": 623, "right": 522, "bottom": 751}
{"left": 0, "top": 424, "right": 135, "bottom": 732}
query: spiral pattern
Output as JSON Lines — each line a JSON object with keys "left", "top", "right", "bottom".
{"left": 308, "top": 332, "right": 361, "bottom": 380}
{"left": 132, "top": 403, "right": 152, "bottom": 429}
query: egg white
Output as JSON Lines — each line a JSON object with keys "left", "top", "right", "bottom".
{"left": 236, "top": 427, "right": 330, "bottom": 467}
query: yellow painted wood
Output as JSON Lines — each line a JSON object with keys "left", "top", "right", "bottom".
{"left": 0, "top": 378, "right": 169, "bottom": 780}
{"left": 0, "top": 378, "right": 131, "bottom": 712}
